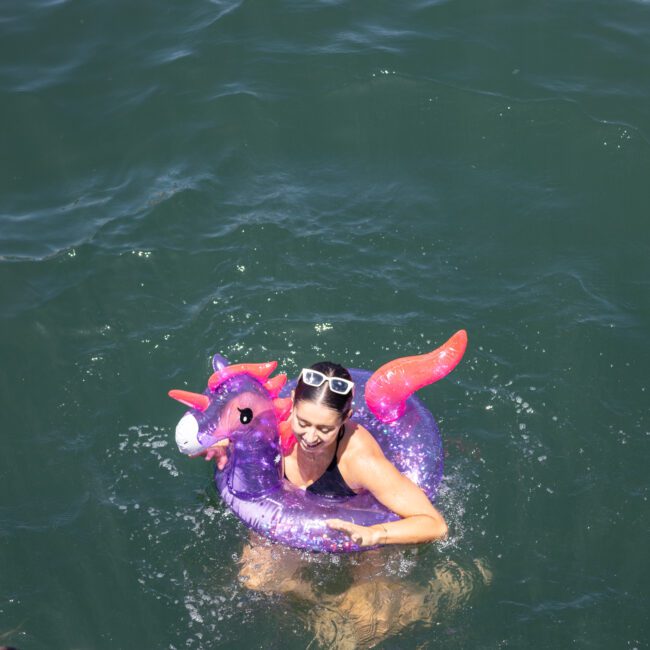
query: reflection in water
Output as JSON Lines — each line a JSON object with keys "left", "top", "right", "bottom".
{"left": 239, "top": 534, "right": 491, "bottom": 649}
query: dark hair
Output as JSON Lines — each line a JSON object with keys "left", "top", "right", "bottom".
{"left": 294, "top": 361, "right": 353, "bottom": 417}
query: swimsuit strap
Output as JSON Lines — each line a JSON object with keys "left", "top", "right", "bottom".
{"left": 328, "top": 424, "right": 346, "bottom": 469}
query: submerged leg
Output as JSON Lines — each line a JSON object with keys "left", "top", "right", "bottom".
{"left": 311, "top": 558, "right": 491, "bottom": 649}
{"left": 312, "top": 577, "right": 427, "bottom": 649}
{"left": 238, "top": 533, "right": 316, "bottom": 601}
{"left": 425, "top": 558, "right": 493, "bottom": 616}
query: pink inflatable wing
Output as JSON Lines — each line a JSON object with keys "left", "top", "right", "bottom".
{"left": 365, "top": 330, "right": 468, "bottom": 423}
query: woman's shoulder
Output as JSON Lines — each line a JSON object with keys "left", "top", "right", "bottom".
{"left": 338, "top": 421, "right": 390, "bottom": 491}
{"left": 340, "top": 421, "right": 383, "bottom": 460}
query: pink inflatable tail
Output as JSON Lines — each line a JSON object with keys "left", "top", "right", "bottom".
{"left": 364, "top": 330, "right": 468, "bottom": 423}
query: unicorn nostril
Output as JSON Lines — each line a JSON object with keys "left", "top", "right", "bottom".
{"left": 175, "top": 413, "right": 202, "bottom": 454}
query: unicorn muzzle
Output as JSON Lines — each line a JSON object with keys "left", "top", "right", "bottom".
{"left": 175, "top": 413, "right": 204, "bottom": 455}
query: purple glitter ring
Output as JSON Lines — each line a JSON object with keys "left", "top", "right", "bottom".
{"left": 171, "top": 360, "right": 443, "bottom": 553}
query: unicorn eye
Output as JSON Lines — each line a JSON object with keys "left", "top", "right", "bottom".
{"left": 238, "top": 407, "right": 253, "bottom": 425}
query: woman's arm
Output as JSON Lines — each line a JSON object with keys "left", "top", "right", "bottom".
{"left": 191, "top": 439, "right": 230, "bottom": 470}
{"left": 327, "top": 431, "right": 447, "bottom": 546}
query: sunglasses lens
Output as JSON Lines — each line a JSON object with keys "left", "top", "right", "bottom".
{"left": 329, "top": 379, "right": 351, "bottom": 394}
{"left": 303, "top": 370, "right": 324, "bottom": 386}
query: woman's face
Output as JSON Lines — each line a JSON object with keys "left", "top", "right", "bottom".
{"left": 291, "top": 399, "right": 344, "bottom": 453}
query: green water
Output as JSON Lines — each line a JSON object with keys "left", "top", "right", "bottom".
{"left": 1, "top": 0, "right": 649, "bottom": 648}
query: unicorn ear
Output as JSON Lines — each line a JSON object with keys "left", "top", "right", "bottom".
{"left": 208, "top": 361, "right": 278, "bottom": 392}
{"left": 264, "top": 373, "right": 288, "bottom": 398}
{"left": 273, "top": 397, "right": 293, "bottom": 422}
{"left": 212, "top": 354, "right": 229, "bottom": 372}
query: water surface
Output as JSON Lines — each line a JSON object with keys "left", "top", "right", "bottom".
{"left": 1, "top": 0, "right": 649, "bottom": 648}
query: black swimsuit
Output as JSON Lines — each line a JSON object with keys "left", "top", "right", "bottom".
{"left": 287, "top": 426, "right": 357, "bottom": 498}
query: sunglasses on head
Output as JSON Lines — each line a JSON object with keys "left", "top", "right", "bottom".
{"left": 300, "top": 369, "right": 354, "bottom": 395}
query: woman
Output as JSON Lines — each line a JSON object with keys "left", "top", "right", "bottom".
{"left": 204, "top": 361, "right": 448, "bottom": 548}
{"left": 201, "top": 362, "right": 488, "bottom": 648}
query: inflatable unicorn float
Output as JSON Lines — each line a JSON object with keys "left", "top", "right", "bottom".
{"left": 169, "top": 330, "right": 467, "bottom": 553}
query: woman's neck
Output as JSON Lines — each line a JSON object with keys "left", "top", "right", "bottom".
{"left": 297, "top": 443, "right": 333, "bottom": 464}
{"left": 286, "top": 439, "right": 335, "bottom": 486}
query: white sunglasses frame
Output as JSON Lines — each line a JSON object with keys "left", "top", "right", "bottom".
{"left": 299, "top": 368, "right": 355, "bottom": 395}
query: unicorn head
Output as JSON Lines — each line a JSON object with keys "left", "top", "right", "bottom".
{"left": 169, "top": 355, "right": 290, "bottom": 455}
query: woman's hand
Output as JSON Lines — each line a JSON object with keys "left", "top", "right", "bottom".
{"left": 326, "top": 518, "right": 384, "bottom": 547}
{"left": 190, "top": 439, "right": 230, "bottom": 470}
